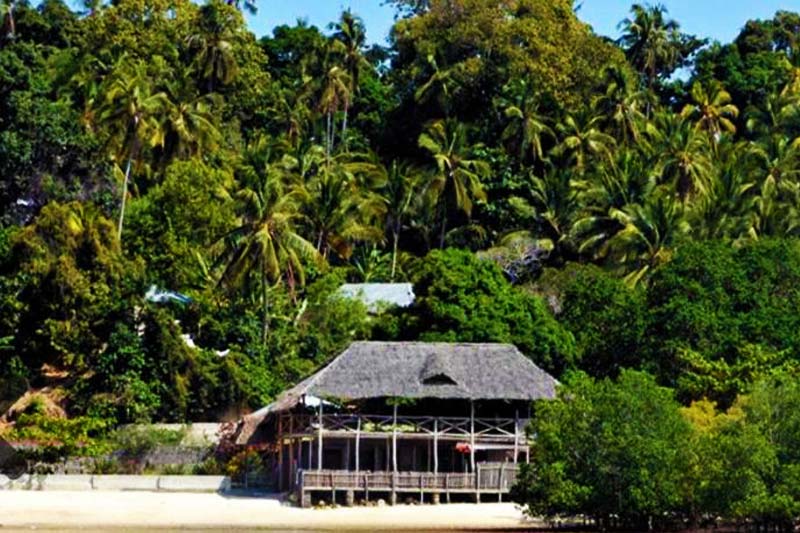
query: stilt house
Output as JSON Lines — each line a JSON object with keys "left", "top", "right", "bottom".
{"left": 235, "top": 341, "right": 558, "bottom": 506}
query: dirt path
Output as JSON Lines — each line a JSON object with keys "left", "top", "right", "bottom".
{"left": 0, "top": 490, "right": 540, "bottom": 530}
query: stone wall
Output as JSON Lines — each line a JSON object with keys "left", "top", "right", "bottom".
{"left": 0, "top": 473, "right": 231, "bottom": 492}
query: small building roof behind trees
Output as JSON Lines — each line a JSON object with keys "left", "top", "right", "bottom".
{"left": 338, "top": 283, "right": 415, "bottom": 312}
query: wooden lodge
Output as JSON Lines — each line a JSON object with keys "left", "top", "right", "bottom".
{"left": 234, "top": 341, "right": 558, "bottom": 506}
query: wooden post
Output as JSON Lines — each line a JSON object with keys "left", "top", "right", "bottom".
{"left": 355, "top": 417, "right": 361, "bottom": 474}
{"left": 433, "top": 418, "right": 439, "bottom": 475}
{"left": 277, "top": 415, "right": 284, "bottom": 492}
{"left": 498, "top": 463, "right": 504, "bottom": 502}
{"left": 392, "top": 404, "right": 398, "bottom": 473}
{"left": 476, "top": 463, "right": 481, "bottom": 503}
{"left": 296, "top": 438, "right": 301, "bottom": 474}
{"left": 317, "top": 401, "right": 323, "bottom": 472}
{"left": 307, "top": 438, "right": 312, "bottom": 470}
{"left": 345, "top": 438, "right": 351, "bottom": 470}
{"left": 513, "top": 410, "right": 519, "bottom": 465}
{"left": 288, "top": 416, "right": 295, "bottom": 491}
{"left": 469, "top": 401, "right": 476, "bottom": 473}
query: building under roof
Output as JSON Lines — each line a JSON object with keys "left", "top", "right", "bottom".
{"left": 234, "top": 341, "right": 558, "bottom": 505}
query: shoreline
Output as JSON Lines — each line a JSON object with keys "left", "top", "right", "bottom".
{"left": 0, "top": 490, "right": 541, "bottom": 531}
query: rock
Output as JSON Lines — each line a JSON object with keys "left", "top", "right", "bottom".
{"left": 376, "top": 498, "right": 386, "bottom": 507}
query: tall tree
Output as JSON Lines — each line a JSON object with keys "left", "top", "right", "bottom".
{"left": 97, "top": 60, "right": 170, "bottom": 240}
{"left": 681, "top": 81, "right": 740, "bottom": 143}
{"left": 498, "top": 79, "right": 554, "bottom": 164}
{"left": 219, "top": 160, "right": 320, "bottom": 342}
{"left": 186, "top": 2, "right": 240, "bottom": 93}
{"left": 418, "top": 119, "right": 489, "bottom": 247}
{"left": 329, "top": 10, "right": 371, "bottom": 148}
{"left": 618, "top": 3, "right": 704, "bottom": 90}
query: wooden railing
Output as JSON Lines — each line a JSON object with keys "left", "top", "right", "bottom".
{"left": 298, "top": 464, "right": 519, "bottom": 494}
{"left": 281, "top": 413, "right": 528, "bottom": 441}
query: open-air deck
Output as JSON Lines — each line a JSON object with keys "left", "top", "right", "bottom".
{"left": 277, "top": 410, "right": 531, "bottom": 505}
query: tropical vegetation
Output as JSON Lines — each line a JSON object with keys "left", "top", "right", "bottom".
{"left": 2, "top": 0, "right": 800, "bottom": 526}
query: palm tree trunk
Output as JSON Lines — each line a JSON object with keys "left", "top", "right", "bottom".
{"left": 5, "top": 1, "right": 14, "bottom": 39}
{"left": 439, "top": 202, "right": 447, "bottom": 249}
{"left": 117, "top": 155, "right": 133, "bottom": 242}
{"left": 391, "top": 224, "right": 400, "bottom": 281}
{"left": 261, "top": 271, "right": 270, "bottom": 345}
{"left": 341, "top": 104, "right": 349, "bottom": 151}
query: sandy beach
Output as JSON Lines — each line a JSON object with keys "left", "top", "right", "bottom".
{"left": 0, "top": 490, "right": 541, "bottom": 530}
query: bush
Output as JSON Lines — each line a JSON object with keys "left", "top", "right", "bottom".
{"left": 389, "top": 248, "right": 577, "bottom": 375}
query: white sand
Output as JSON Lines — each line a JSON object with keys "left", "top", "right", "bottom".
{"left": 0, "top": 491, "right": 540, "bottom": 530}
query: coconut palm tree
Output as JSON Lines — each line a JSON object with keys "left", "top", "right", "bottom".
{"left": 745, "top": 87, "right": 800, "bottom": 141}
{"left": 159, "top": 78, "right": 221, "bottom": 163}
{"left": 605, "top": 193, "right": 691, "bottom": 286}
{"left": 691, "top": 140, "right": 756, "bottom": 242}
{"left": 219, "top": 165, "right": 319, "bottom": 342}
{"left": 571, "top": 151, "right": 656, "bottom": 261}
{"left": 617, "top": 3, "right": 681, "bottom": 90}
{"left": 380, "top": 160, "right": 429, "bottom": 279}
{"left": 318, "top": 65, "right": 352, "bottom": 158}
{"left": 186, "top": 3, "right": 239, "bottom": 93}
{"left": 97, "top": 60, "right": 170, "bottom": 240}
{"left": 329, "top": 10, "right": 371, "bottom": 147}
{"left": 593, "top": 65, "right": 648, "bottom": 145}
{"left": 553, "top": 112, "right": 616, "bottom": 175}
{"left": 499, "top": 79, "right": 554, "bottom": 164}
{"left": 681, "top": 81, "right": 739, "bottom": 143}
{"left": 226, "top": 0, "right": 256, "bottom": 15}
{"left": 297, "top": 150, "right": 386, "bottom": 261}
{"left": 650, "top": 112, "right": 713, "bottom": 203}
{"left": 1, "top": 0, "right": 15, "bottom": 39}
{"left": 418, "top": 119, "right": 490, "bottom": 247}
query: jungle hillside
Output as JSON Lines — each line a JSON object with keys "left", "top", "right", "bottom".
{"left": 3, "top": 0, "right": 800, "bottom": 526}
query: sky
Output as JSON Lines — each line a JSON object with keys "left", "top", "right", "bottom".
{"left": 245, "top": 0, "right": 797, "bottom": 45}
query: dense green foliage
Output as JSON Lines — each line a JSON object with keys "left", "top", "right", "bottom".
{"left": 513, "top": 371, "right": 800, "bottom": 529}
{"left": 2, "top": 1, "right": 800, "bottom": 519}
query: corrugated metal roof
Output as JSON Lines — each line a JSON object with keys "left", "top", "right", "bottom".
{"left": 338, "top": 283, "right": 415, "bottom": 311}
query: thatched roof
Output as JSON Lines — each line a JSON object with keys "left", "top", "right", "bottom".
{"left": 235, "top": 342, "right": 557, "bottom": 444}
